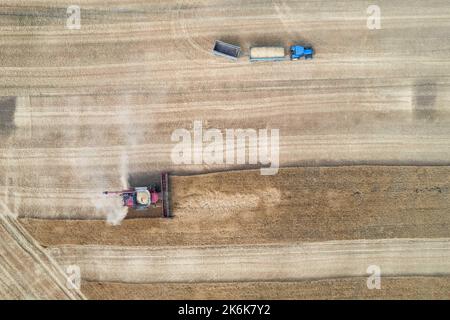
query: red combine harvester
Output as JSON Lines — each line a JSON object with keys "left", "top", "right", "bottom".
{"left": 103, "top": 172, "right": 171, "bottom": 218}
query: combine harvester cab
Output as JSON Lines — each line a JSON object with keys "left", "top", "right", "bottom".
{"left": 103, "top": 172, "right": 172, "bottom": 218}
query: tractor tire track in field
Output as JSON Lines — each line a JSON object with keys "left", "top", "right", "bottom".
{"left": 0, "top": 213, "right": 85, "bottom": 299}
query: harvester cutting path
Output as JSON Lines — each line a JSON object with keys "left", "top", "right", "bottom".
{"left": 103, "top": 172, "right": 171, "bottom": 218}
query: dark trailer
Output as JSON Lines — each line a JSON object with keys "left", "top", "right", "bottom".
{"left": 212, "top": 40, "right": 241, "bottom": 60}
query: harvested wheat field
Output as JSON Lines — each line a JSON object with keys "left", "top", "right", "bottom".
{"left": 0, "top": 213, "right": 84, "bottom": 299}
{"left": 1, "top": 0, "right": 450, "bottom": 300}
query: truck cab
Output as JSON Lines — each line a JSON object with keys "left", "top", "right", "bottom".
{"left": 290, "top": 45, "right": 314, "bottom": 60}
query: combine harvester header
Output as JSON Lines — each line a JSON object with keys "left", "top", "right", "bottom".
{"left": 103, "top": 172, "right": 171, "bottom": 218}
{"left": 212, "top": 40, "right": 314, "bottom": 62}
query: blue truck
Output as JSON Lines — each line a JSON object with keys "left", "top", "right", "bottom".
{"left": 290, "top": 45, "right": 314, "bottom": 60}
{"left": 249, "top": 45, "right": 314, "bottom": 61}
{"left": 213, "top": 40, "right": 314, "bottom": 61}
